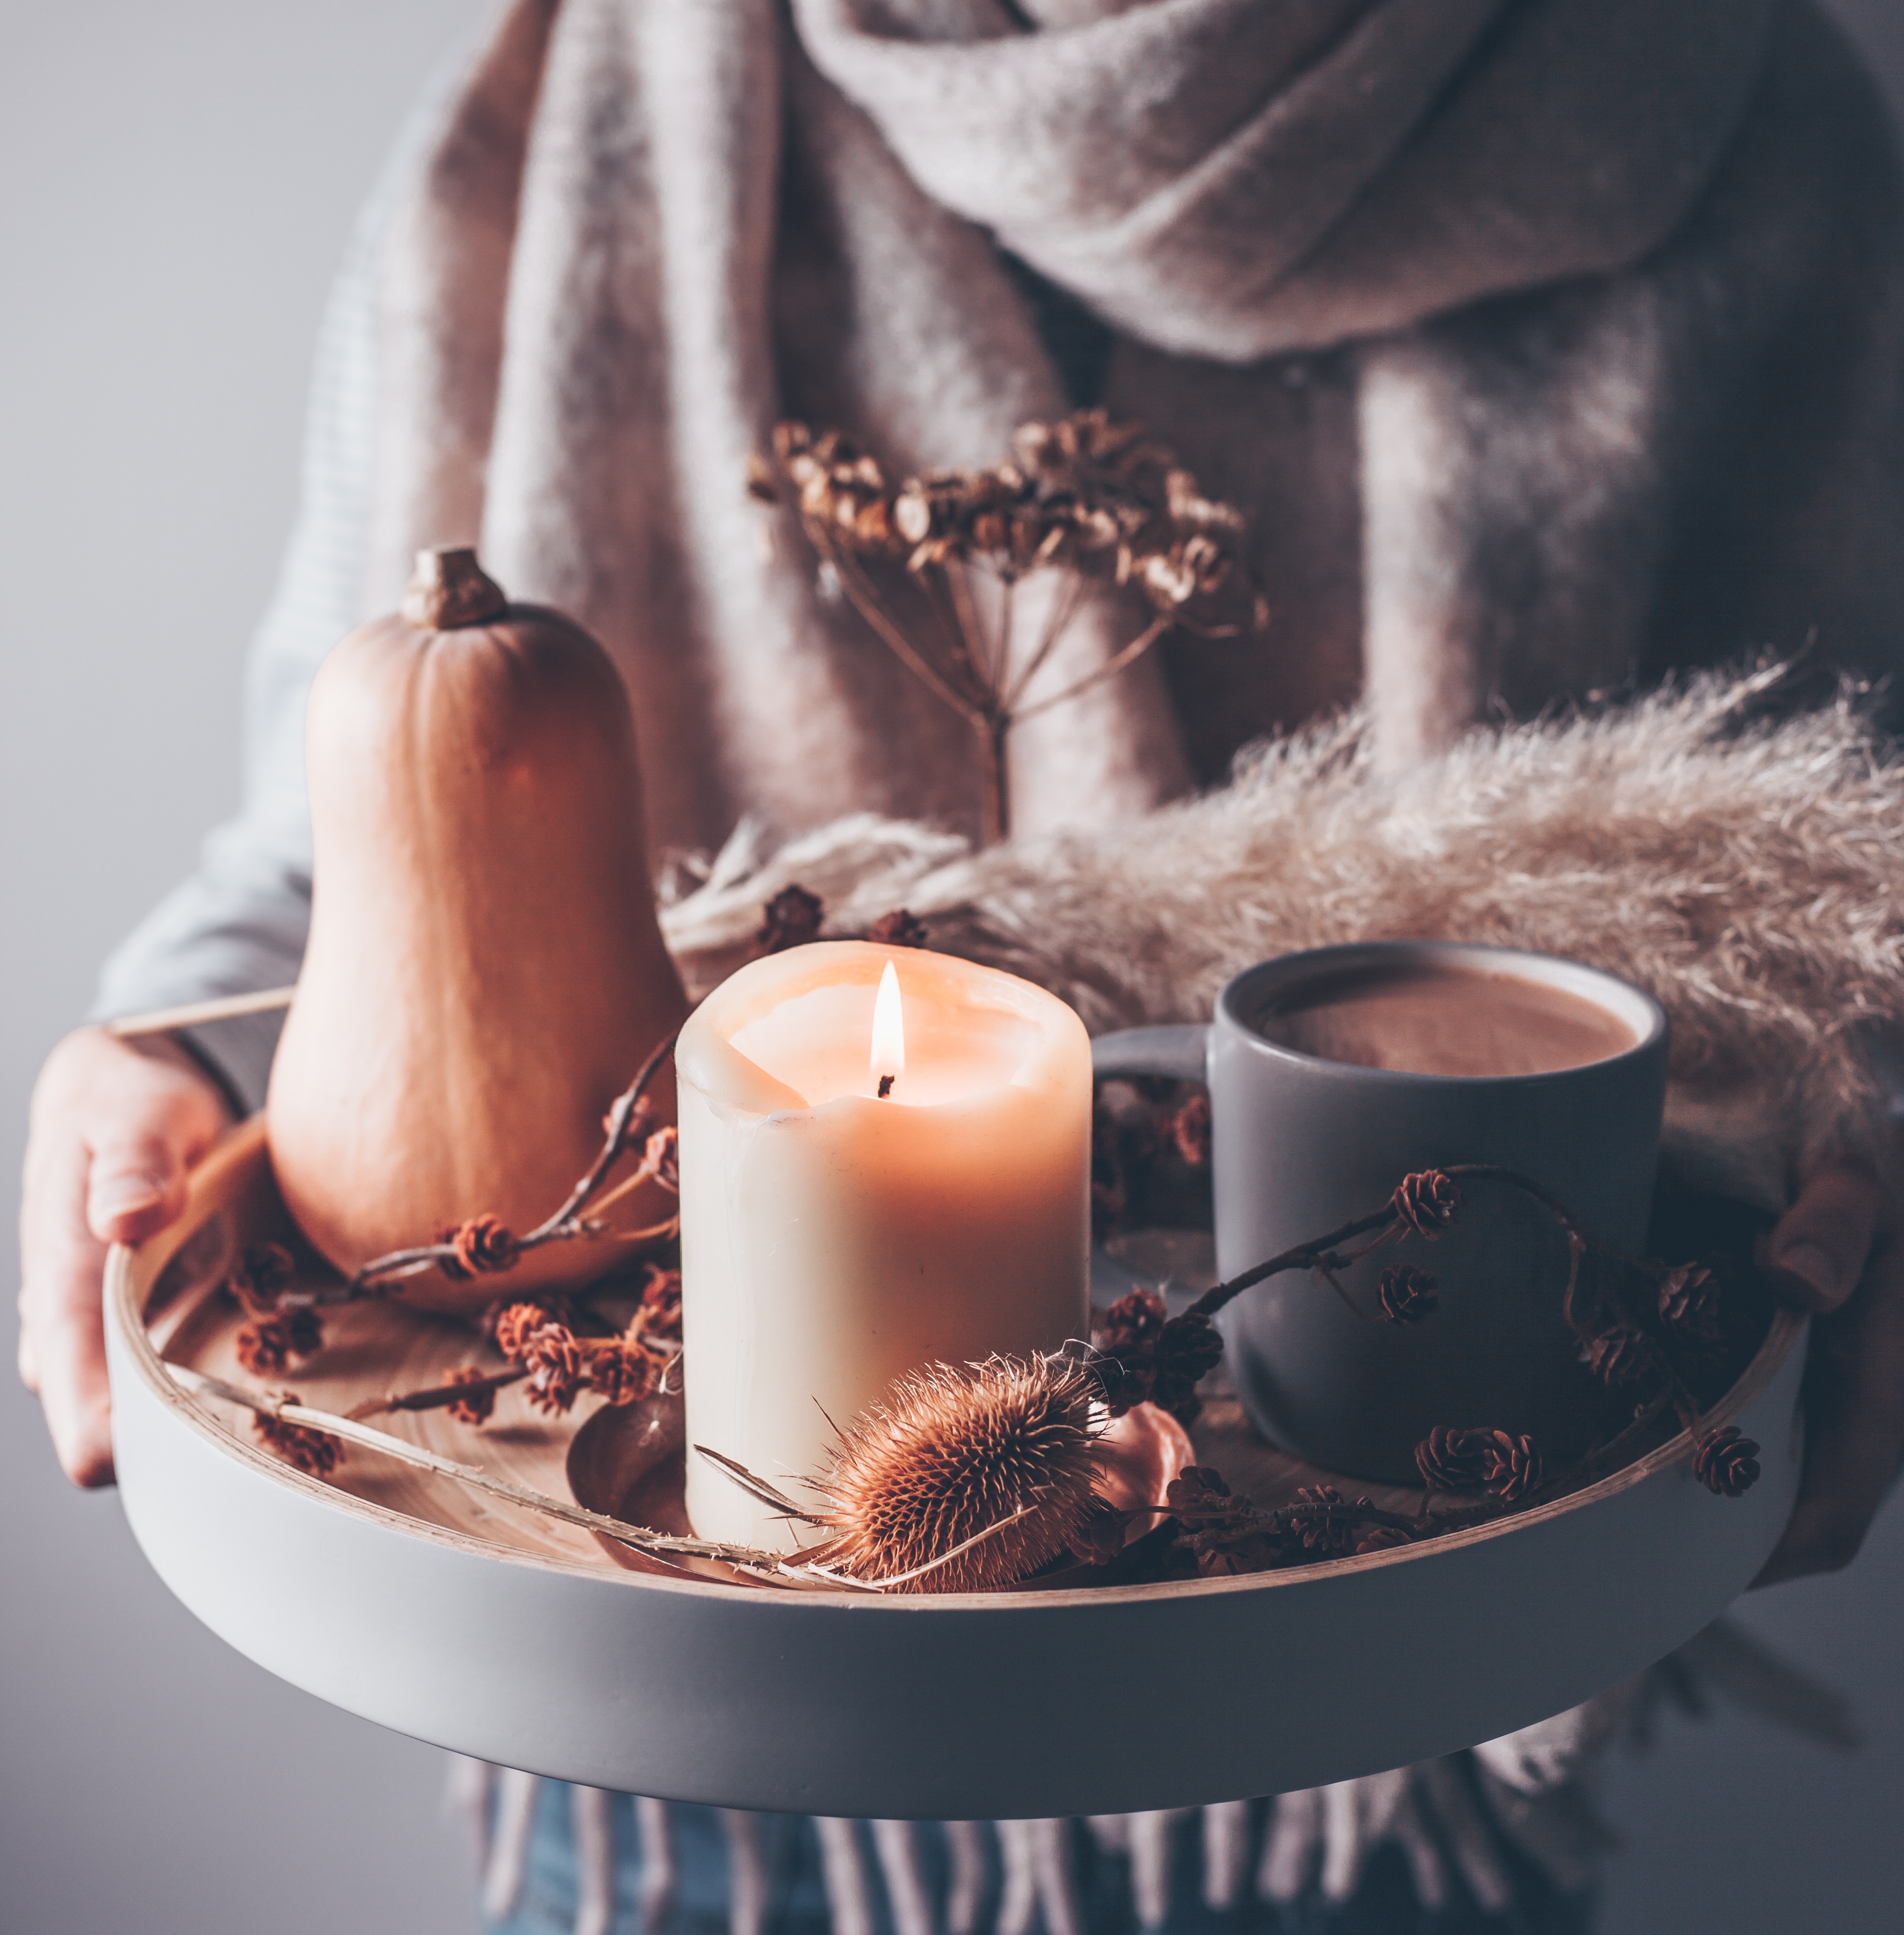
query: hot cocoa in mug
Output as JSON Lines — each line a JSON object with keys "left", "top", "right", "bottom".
{"left": 1093, "top": 943, "right": 1669, "bottom": 1482}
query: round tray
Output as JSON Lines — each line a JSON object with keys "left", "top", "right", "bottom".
{"left": 106, "top": 1119, "right": 1805, "bottom": 1819}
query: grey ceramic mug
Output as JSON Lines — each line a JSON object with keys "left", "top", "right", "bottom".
{"left": 1092, "top": 942, "right": 1669, "bottom": 1483}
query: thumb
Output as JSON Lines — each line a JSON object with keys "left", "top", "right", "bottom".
{"left": 85, "top": 1128, "right": 193, "bottom": 1245}
{"left": 1761, "top": 1165, "right": 1883, "bottom": 1314}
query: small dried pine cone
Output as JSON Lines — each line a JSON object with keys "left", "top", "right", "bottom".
{"left": 1073, "top": 1497, "right": 1132, "bottom": 1566}
{"left": 521, "top": 1322, "right": 585, "bottom": 1416}
{"left": 1167, "top": 1093, "right": 1212, "bottom": 1168}
{"left": 230, "top": 1241, "right": 296, "bottom": 1308}
{"left": 583, "top": 1340, "right": 659, "bottom": 1408}
{"left": 1658, "top": 1264, "right": 1724, "bottom": 1346}
{"left": 1477, "top": 1431, "right": 1544, "bottom": 1503}
{"left": 758, "top": 884, "right": 824, "bottom": 954}
{"left": 494, "top": 1301, "right": 556, "bottom": 1363}
{"left": 643, "top": 1125, "right": 680, "bottom": 1195}
{"left": 1694, "top": 1425, "right": 1761, "bottom": 1497}
{"left": 1580, "top": 1327, "right": 1653, "bottom": 1390}
{"left": 254, "top": 1396, "right": 339, "bottom": 1478}
{"left": 1151, "top": 1311, "right": 1223, "bottom": 1415}
{"left": 1378, "top": 1266, "right": 1440, "bottom": 1325}
{"left": 638, "top": 1265, "right": 683, "bottom": 1341}
{"left": 234, "top": 1306, "right": 323, "bottom": 1375}
{"left": 1166, "top": 1464, "right": 1242, "bottom": 1524}
{"left": 459, "top": 1215, "right": 520, "bottom": 1276}
{"left": 1354, "top": 1525, "right": 1413, "bottom": 1556}
{"left": 865, "top": 908, "right": 928, "bottom": 949}
{"left": 1094, "top": 1287, "right": 1166, "bottom": 1357}
{"left": 444, "top": 1367, "right": 499, "bottom": 1426}
{"left": 1415, "top": 1425, "right": 1491, "bottom": 1491}
{"left": 1286, "top": 1484, "right": 1358, "bottom": 1556}
{"left": 1090, "top": 1353, "right": 1156, "bottom": 1417}
{"left": 1391, "top": 1170, "right": 1460, "bottom": 1240}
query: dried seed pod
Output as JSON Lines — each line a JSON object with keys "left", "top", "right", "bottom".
{"left": 813, "top": 1354, "right": 1100, "bottom": 1592}
{"left": 1694, "top": 1426, "right": 1761, "bottom": 1497}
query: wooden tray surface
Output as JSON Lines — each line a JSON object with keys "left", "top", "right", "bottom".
{"left": 106, "top": 1119, "right": 1805, "bottom": 1818}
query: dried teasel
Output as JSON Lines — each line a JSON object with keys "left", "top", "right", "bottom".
{"left": 809, "top": 1354, "right": 1102, "bottom": 1592}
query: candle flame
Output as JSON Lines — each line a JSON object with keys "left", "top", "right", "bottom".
{"left": 870, "top": 959, "right": 906, "bottom": 1092}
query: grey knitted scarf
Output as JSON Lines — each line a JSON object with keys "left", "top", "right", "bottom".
{"left": 367, "top": 0, "right": 1776, "bottom": 856}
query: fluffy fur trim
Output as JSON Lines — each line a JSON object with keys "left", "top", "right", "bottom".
{"left": 663, "top": 668, "right": 1904, "bottom": 1213}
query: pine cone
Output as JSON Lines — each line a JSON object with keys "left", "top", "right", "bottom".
{"left": 644, "top": 1124, "right": 681, "bottom": 1195}
{"left": 583, "top": 1340, "right": 659, "bottom": 1408}
{"left": 1658, "top": 1264, "right": 1724, "bottom": 1346}
{"left": 254, "top": 1396, "right": 340, "bottom": 1478}
{"left": 1477, "top": 1431, "right": 1544, "bottom": 1503}
{"left": 1151, "top": 1311, "right": 1224, "bottom": 1420}
{"left": 1378, "top": 1266, "right": 1440, "bottom": 1325}
{"left": 233, "top": 1306, "right": 323, "bottom": 1375}
{"left": 1095, "top": 1287, "right": 1165, "bottom": 1355}
{"left": 638, "top": 1265, "right": 683, "bottom": 1342}
{"left": 493, "top": 1302, "right": 554, "bottom": 1363}
{"left": 1073, "top": 1498, "right": 1131, "bottom": 1566}
{"left": 1167, "top": 1093, "right": 1212, "bottom": 1168}
{"left": 1285, "top": 1484, "right": 1359, "bottom": 1557}
{"left": 1089, "top": 1288, "right": 1164, "bottom": 1415}
{"left": 759, "top": 884, "right": 824, "bottom": 953}
{"left": 1415, "top": 1425, "right": 1491, "bottom": 1491}
{"left": 1391, "top": 1170, "right": 1460, "bottom": 1240}
{"left": 445, "top": 1215, "right": 519, "bottom": 1278}
{"left": 1166, "top": 1465, "right": 1241, "bottom": 1524}
{"left": 1354, "top": 1526, "right": 1413, "bottom": 1556}
{"left": 521, "top": 1321, "right": 585, "bottom": 1416}
{"left": 866, "top": 908, "right": 928, "bottom": 949}
{"left": 1694, "top": 1426, "right": 1761, "bottom": 1497}
{"left": 1579, "top": 1327, "right": 1653, "bottom": 1390}
{"left": 444, "top": 1368, "right": 499, "bottom": 1426}
{"left": 230, "top": 1241, "right": 296, "bottom": 1308}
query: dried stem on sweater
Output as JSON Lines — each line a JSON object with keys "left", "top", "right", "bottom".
{"left": 751, "top": 411, "right": 1267, "bottom": 842}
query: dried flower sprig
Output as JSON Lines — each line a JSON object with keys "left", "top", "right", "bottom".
{"left": 343, "top": 1031, "right": 682, "bottom": 1296}
{"left": 751, "top": 411, "right": 1268, "bottom": 842}
{"left": 172, "top": 1365, "right": 905, "bottom": 1593}
{"left": 1084, "top": 1162, "right": 1762, "bottom": 1513}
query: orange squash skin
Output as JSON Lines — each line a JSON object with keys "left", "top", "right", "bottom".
{"left": 266, "top": 593, "right": 691, "bottom": 1313}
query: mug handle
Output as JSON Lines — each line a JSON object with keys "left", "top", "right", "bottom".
{"left": 1091, "top": 1024, "right": 1210, "bottom": 1083}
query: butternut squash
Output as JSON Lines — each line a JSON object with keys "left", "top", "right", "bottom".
{"left": 266, "top": 548, "right": 690, "bottom": 1313}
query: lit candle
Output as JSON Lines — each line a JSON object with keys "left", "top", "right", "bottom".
{"left": 676, "top": 941, "right": 1093, "bottom": 1550}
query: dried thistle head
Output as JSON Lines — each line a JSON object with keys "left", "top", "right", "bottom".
{"left": 813, "top": 1354, "right": 1102, "bottom": 1593}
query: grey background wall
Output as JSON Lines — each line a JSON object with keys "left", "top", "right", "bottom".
{"left": 2, "top": 5, "right": 1899, "bottom": 1932}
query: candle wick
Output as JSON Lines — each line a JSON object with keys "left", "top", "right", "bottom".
{"left": 878, "top": 1074, "right": 896, "bottom": 1099}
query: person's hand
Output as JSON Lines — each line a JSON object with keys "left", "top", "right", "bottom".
{"left": 1754, "top": 1158, "right": 1904, "bottom": 1584}
{"left": 17, "top": 1025, "right": 231, "bottom": 1486}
